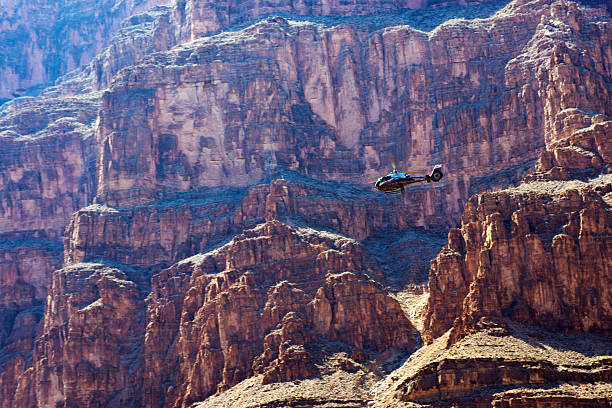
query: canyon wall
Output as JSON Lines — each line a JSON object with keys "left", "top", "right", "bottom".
{"left": 0, "top": 0, "right": 172, "bottom": 100}
{"left": 423, "top": 0, "right": 612, "bottom": 343}
{"left": 0, "top": 0, "right": 505, "bottom": 101}
{"left": 143, "top": 221, "right": 416, "bottom": 407}
{"left": 95, "top": 0, "right": 547, "bottom": 214}
{"left": 383, "top": 5, "right": 612, "bottom": 404}
{"left": 0, "top": 0, "right": 610, "bottom": 406}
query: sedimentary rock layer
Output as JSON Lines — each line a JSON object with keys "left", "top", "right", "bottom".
{"left": 376, "top": 323, "right": 612, "bottom": 407}
{"left": 0, "top": 0, "right": 171, "bottom": 100}
{"left": 32, "top": 262, "right": 150, "bottom": 408}
{"left": 144, "top": 221, "right": 416, "bottom": 407}
{"left": 96, "top": 0, "right": 553, "bottom": 214}
{"left": 423, "top": 174, "right": 612, "bottom": 343}
{"left": 64, "top": 178, "right": 450, "bottom": 268}
{"left": 0, "top": 0, "right": 610, "bottom": 407}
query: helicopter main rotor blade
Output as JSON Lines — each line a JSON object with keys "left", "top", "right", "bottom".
{"left": 390, "top": 154, "right": 397, "bottom": 172}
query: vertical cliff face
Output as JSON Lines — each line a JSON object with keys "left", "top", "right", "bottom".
{"left": 32, "top": 262, "right": 150, "bottom": 408}
{"left": 0, "top": 0, "right": 611, "bottom": 406}
{"left": 143, "top": 221, "right": 416, "bottom": 407}
{"left": 423, "top": 0, "right": 612, "bottom": 344}
{"left": 63, "top": 178, "right": 451, "bottom": 270}
{"left": 424, "top": 175, "right": 612, "bottom": 343}
{"left": 95, "top": 1, "right": 549, "bottom": 215}
{"left": 0, "top": 0, "right": 172, "bottom": 100}
{"left": 0, "top": 0, "right": 505, "bottom": 102}
{"left": 0, "top": 95, "right": 100, "bottom": 408}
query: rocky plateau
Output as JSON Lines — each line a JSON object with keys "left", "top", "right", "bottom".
{"left": 0, "top": 0, "right": 611, "bottom": 406}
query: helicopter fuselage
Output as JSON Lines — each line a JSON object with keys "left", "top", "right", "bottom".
{"left": 374, "top": 164, "right": 443, "bottom": 195}
{"left": 375, "top": 172, "right": 428, "bottom": 194}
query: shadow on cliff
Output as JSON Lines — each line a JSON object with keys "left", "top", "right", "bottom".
{"left": 211, "top": 0, "right": 511, "bottom": 35}
{"left": 507, "top": 320, "right": 612, "bottom": 359}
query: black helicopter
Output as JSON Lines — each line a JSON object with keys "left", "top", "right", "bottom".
{"left": 374, "top": 155, "right": 443, "bottom": 195}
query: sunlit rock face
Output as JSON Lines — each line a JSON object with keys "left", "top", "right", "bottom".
{"left": 423, "top": 174, "right": 612, "bottom": 344}
{"left": 0, "top": 0, "right": 611, "bottom": 406}
{"left": 423, "top": 0, "right": 612, "bottom": 345}
{"left": 143, "top": 221, "right": 417, "bottom": 408}
{"left": 96, "top": 1, "right": 550, "bottom": 215}
{"left": 376, "top": 323, "right": 612, "bottom": 407}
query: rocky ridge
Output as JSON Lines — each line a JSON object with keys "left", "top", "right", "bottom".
{"left": 375, "top": 322, "right": 612, "bottom": 407}
{"left": 0, "top": 0, "right": 611, "bottom": 406}
{"left": 143, "top": 221, "right": 416, "bottom": 407}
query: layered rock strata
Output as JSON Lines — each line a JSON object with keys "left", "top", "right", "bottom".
{"left": 376, "top": 322, "right": 612, "bottom": 407}
{"left": 144, "top": 221, "right": 417, "bottom": 407}
{"left": 424, "top": 173, "right": 612, "bottom": 343}
{"left": 0, "top": 0, "right": 610, "bottom": 407}
{"left": 32, "top": 262, "right": 151, "bottom": 408}
{"left": 1, "top": 0, "right": 506, "bottom": 101}
{"left": 64, "top": 177, "right": 451, "bottom": 269}
{"left": 423, "top": 0, "right": 612, "bottom": 344}
{"left": 0, "top": 95, "right": 99, "bottom": 408}
{"left": 96, "top": 0, "right": 553, "bottom": 214}
{"left": 0, "top": 95, "right": 100, "bottom": 240}
{"left": 0, "top": 0, "right": 171, "bottom": 100}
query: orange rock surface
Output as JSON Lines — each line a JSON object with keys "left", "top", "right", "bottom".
{"left": 0, "top": 0, "right": 610, "bottom": 406}
{"left": 143, "top": 221, "right": 416, "bottom": 407}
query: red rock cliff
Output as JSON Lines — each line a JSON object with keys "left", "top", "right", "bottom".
{"left": 0, "top": 0, "right": 611, "bottom": 406}
{"left": 143, "top": 221, "right": 416, "bottom": 407}
{"left": 0, "top": 0, "right": 171, "bottom": 100}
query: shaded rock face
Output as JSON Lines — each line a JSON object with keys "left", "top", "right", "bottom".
{"left": 144, "top": 221, "right": 417, "bottom": 408}
{"left": 0, "top": 0, "right": 171, "bottom": 100}
{"left": 0, "top": 243, "right": 61, "bottom": 408}
{"left": 64, "top": 178, "right": 451, "bottom": 269}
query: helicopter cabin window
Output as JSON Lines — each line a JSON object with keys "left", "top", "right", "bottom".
{"left": 381, "top": 176, "right": 392, "bottom": 181}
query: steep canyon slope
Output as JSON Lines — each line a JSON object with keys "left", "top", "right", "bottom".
{"left": 0, "top": 0, "right": 611, "bottom": 406}
{"left": 0, "top": 0, "right": 172, "bottom": 101}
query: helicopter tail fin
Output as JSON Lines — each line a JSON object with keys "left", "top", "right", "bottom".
{"left": 429, "top": 164, "right": 443, "bottom": 182}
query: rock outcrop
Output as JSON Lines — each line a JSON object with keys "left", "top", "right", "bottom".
{"left": 423, "top": 2, "right": 612, "bottom": 341}
{"left": 144, "top": 221, "right": 417, "bottom": 407}
{"left": 31, "top": 262, "right": 150, "bottom": 408}
{"left": 424, "top": 174, "right": 612, "bottom": 343}
{"left": 376, "top": 323, "right": 612, "bottom": 407}
{"left": 63, "top": 177, "right": 451, "bottom": 269}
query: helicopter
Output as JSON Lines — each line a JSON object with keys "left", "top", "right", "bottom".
{"left": 374, "top": 155, "right": 443, "bottom": 195}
